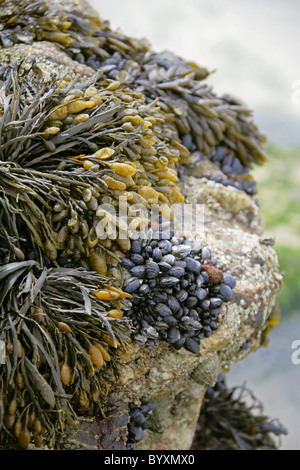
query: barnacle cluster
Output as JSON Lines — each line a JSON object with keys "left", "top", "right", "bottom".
{"left": 191, "top": 373, "right": 288, "bottom": 450}
{"left": 0, "top": 0, "right": 269, "bottom": 450}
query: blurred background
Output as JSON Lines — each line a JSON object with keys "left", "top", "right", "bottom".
{"left": 90, "top": 0, "right": 300, "bottom": 449}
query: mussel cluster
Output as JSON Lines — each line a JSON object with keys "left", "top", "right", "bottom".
{"left": 126, "top": 398, "right": 155, "bottom": 450}
{"left": 121, "top": 233, "right": 235, "bottom": 354}
{"left": 186, "top": 145, "right": 258, "bottom": 195}
{"left": 0, "top": 0, "right": 267, "bottom": 450}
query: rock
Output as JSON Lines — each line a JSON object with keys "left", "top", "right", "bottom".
{"left": 0, "top": 0, "right": 282, "bottom": 451}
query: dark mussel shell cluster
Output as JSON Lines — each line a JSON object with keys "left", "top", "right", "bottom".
{"left": 184, "top": 144, "right": 258, "bottom": 196}
{"left": 126, "top": 398, "right": 155, "bottom": 450}
{"left": 121, "top": 232, "right": 236, "bottom": 354}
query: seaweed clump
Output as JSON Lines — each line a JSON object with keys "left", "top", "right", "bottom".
{"left": 0, "top": 52, "right": 187, "bottom": 449}
{"left": 0, "top": 260, "right": 131, "bottom": 448}
{"left": 191, "top": 373, "right": 288, "bottom": 450}
{"left": 0, "top": 0, "right": 267, "bottom": 174}
{"left": 0, "top": 63, "right": 144, "bottom": 448}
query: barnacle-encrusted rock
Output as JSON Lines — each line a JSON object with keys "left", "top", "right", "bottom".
{"left": 0, "top": 0, "right": 282, "bottom": 451}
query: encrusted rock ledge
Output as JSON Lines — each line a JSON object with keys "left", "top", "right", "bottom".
{"left": 57, "top": 176, "right": 282, "bottom": 450}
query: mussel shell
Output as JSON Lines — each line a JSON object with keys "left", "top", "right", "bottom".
{"left": 194, "top": 288, "right": 208, "bottom": 301}
{"left": 172, "top": 245, "right": 192, "bottom": 258}
{"left": 185, "top": 337, "right": 200, "bottom": 354}
{"left": 145, "top": 260, "right": 160, "bottom": 279}
{"left": 219, "top": 283, "right": 233, "bottom": 301}
{"left": 185, "top": 257, "right": 201, "bottom": 273}
{"left": 130, "top": 265, "right": 146, "bottom": 278}
{"left": 160, "top": 276, "right": 180, "bottom": 287}
{"left": 155, "top": 303, "right": 173, "bottom": 317}
{"left": 123, "top": 277, "right": 141, "bottom": 293}
{"left": 168, "top": 267, "right": 185, "bottom": 278}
